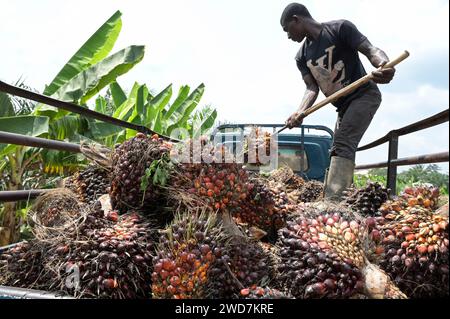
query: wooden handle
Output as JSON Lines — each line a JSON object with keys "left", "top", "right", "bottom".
{"left": 302, "top": 50, "right": 410, "bottom": 117}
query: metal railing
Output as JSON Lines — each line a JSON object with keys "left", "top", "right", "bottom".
{"left": 355, "top": 109, "right": 449, "bottom": 194}
{"left": 0, "top": 80, "right": 179, "bottom": 142}
{"left": 0, "top": 79, "right": 179, "bottom": 203}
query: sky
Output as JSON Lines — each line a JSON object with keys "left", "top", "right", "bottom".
{"left": 0, "top": 0, "right": 449, "bottom": 173}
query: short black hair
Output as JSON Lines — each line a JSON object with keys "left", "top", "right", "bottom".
{"left": 280, "top": 3, "right": 312, "bottom": 27}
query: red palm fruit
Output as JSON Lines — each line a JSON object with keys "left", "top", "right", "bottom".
{"left": 102, "top": 278, "right": 118, "bottom": 289}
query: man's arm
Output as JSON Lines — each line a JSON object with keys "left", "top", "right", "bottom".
{"left": 286, "top": 74, "right": 319, "bottom": 128}
{"left": 358, "top": 39, "right": 395, "bottom": 84}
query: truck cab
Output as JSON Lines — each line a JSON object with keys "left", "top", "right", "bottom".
{"left": 211, "top": 124, "right": 333, "bottom": 182}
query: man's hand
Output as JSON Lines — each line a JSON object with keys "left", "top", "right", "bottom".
{"left": 286, "top": 111, "right": 304, "bottom": 129}
{"left": 358, "top": 39, "right": 396, "bottom": 84}
{"left": 371, "top": 62, "right": 396, "bottom": 84}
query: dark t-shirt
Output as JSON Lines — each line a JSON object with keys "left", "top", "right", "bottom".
{"left": 296, "top": 19, "right": 378, "bottom": 110}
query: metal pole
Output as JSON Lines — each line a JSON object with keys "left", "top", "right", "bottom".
{"left": 355, "top": 151, "right": 449, "bottom": 170}
{"left": 0, "top": 80, "right": 179, "bottom": 142}
{"left": 0, "top": 189, "right": 50, "bottom": 202}
{"left": 0, "top": 131, "right": 81, "bottom": 153}
{"left": 387, "top": 132, "right": 399, "bottom": 195}
{"left": 300, "top": 126, "right": 305, "bottom": 179}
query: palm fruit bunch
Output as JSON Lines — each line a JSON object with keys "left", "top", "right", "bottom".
{"left": 232, "top": 179, "right": 277, "bottom": 235}
{"left": 205, "top": 237, "right": 274, "bottom": 299}
{"left": 0, "top": 242, "right": 42, "bottom": 288}
{"left": 1, "top": 202, "right": 156, "bottom": 299}
{"left": 232, "top": 178, "right": 298, "bottom": 240}
{"left": 270, "top": 182, "right": 299, "bottom": 229}
{"left": 277, "top": 206, "right": 407, "bottom": 299}
{"left": 169, "top": 139, "right": 251, "bottom": 213}
{"left": 277, "top": 211, "right": 365, "bottom": 298}
{"left": 243, "top": 127, "right": 272, "bottom": 166}
{"left": 65, "top": 165, "right": 110, "bottom": 204}
{"left": 400, "top": 184, "right": 441, "bottom": 209}
{"left": 368, "top": 187, "right": 449, "bottom": 298}
{"left": 297, "top": 180, "right": 324, "bottom": 203}
{"left": 238, "top": 286, "right": 292, "bottom": 299}
{"left": 69, "top": 209, "right": 155, "bottom": 299}
{"left": 151, "top": 211, "right": 227, "bottom": 299}
{"left": 343, "top": 182, "right": 390, "bottom": 217}
{"left": 110, "top": 133, "right": 173, "bottom": 216}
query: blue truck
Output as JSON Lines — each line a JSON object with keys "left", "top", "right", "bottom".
{"left": 211, "top": 124, "right": 334, "bottom": 181}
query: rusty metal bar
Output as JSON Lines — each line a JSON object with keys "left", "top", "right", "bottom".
{"left": 0, "top": 189, "right": 51, "bottom": 202}
{"left": 355, "top": 151, "right": 449, "bottom": 170}
{"left": 0, "top": 80, "right": 179, "bottom": 142}
{"left": 0, "top": 131, "right": 81, "bottom": 153}
{"left": 357, "top": 109, "right": 449, "bottom": 151}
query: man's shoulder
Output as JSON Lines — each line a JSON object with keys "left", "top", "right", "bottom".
{"left": 295, "top": 41, "right": 308, "bottom": 61}
{"left": 323, "top": 19, "right": 353, "bottom": 32}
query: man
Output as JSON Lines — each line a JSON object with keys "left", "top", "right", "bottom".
{"left": 280, "top": 3, "right": 395, "bottom": 201}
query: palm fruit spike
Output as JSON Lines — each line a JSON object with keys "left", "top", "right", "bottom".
{"left": 277, "top": 208, "right": 406, "bottom": 299}
{"left": 65, "top": 165, "right": 111, "bottom": 204}
{"left": 206, "top": 236, "right": 274, "bottom": 299}
{"left": 151, "top": 210, "right": 227, "bottom": 299}
{"left": 109, "top": 133, "right": 172, "bottom": 215}
{"left": 238, "top": 285, "right": 292, "bottom": 299}
{"left": 371, "top": 193, "right": 449, "bottom": 298}
{"left": 343, "top": 182, "right": 390, "bottom": 217}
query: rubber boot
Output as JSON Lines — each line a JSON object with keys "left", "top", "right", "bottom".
{"left": 323, "top": 156, "right": 355, "bottom": 202}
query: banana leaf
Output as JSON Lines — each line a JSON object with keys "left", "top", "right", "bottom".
{"left": 163, "top": 85, "right": 190, "bottom": 120}
{"left": 0, "top": 92, "right": 15, "bottom": 117}
{"left": 54, "top": 45, "right": 145, "bottom": 104}
{"left": 44, "top": 11, "right": 123, "bottom": 96}
{"left": 109, "top": 81, "right": 127, "bottom": 110}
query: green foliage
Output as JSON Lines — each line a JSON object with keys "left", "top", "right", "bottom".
{"left": 140, "top": 153, "right": 173, "bottom": 191}
{"left": 44, "top": 11, "right": 123, "bottom": 97}
{"left": 354, "top": 164, "right": 449, "bottom": 195}
{"left": 53, "top": 45, "right": 145, "bottom": 105}
{"left": 140, "top": 154, "right": 173, "bottom": 204}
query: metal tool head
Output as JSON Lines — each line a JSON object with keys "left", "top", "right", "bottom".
{"left": 275, "top": 126, "right": 288, "bottom": 135}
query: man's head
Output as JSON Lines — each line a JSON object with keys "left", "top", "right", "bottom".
{"left": 280, "top": 3, "right": 312, "bottom": 43}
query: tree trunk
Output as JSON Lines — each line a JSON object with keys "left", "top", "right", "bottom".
{"left": 0, "top": 201, "right": 18, "bottom": 246}
{"left": 0, "top": 153, "right": 22, "bottom": 246}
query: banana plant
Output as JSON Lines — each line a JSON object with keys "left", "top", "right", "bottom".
{"left": 0, "top": 10, "right": 144, "bottom": 244}
{"left": 0, "top": 91, "right": 50, "bottom": 245}
{"left": 88, "top": 81, "right": 218, "bottom": 145}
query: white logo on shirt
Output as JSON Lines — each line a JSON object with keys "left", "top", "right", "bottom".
{"left": 307, "top": 45, "right": 346, "bottom": 96}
